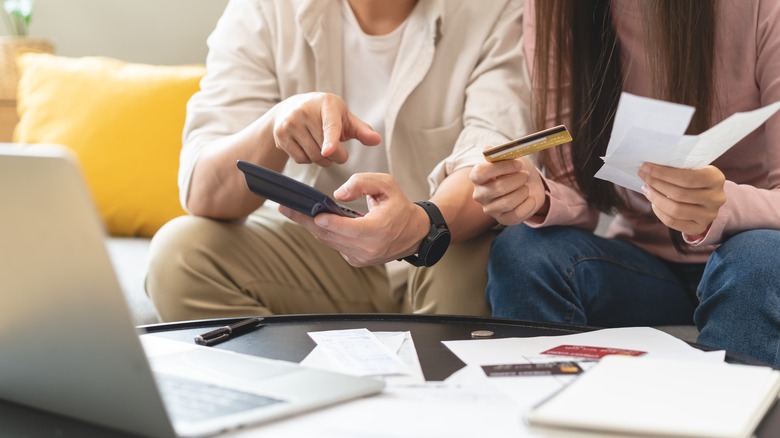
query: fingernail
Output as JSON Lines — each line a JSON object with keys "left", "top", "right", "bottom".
{"left": 314, "top": 214, "right": 329, "bottom": 227}
{"left": 641, "top": 184, "right": 649, "bottom": 196}
{"left": 638, "top": 163, "right": 649, "bottom": 178}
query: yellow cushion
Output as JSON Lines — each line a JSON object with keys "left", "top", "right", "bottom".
{"left": 14, "top": 53, "right": 205, "bottom": 237}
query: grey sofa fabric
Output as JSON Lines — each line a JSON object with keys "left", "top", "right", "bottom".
{"left": 105, "top": 237, "right": 159, "bottom": 326}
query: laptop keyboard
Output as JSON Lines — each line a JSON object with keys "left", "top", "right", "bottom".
{"left": 155, "top": 373, "right": 283, "bottom": 422}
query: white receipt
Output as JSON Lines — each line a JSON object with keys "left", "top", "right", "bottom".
{"left": 596, "top": 92, "right": 780, "bottom": 192}
{"left": 307, "top": 328, "right": 411, "bottom": 377}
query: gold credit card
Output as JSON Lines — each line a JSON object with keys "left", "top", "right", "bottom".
{"left": 483, "top": 125, "right": 572, "bottom": 162}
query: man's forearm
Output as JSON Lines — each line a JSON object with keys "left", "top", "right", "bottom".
{"left": 430, "top": 167, "right": 496, "bottom": 244}
{"left": 186, "top": 114, "right": 287, "bottom": 219}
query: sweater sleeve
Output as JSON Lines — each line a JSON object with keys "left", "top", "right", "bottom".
{"left": 178, "top": 0, "right": 280, "bottom": 211}
{"left": 691, "top": 0, "right": 780, "bottom": 246}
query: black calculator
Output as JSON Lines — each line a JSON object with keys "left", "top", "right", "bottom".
{"left": 237, "top": 160, "right": 364, "bottom": 218}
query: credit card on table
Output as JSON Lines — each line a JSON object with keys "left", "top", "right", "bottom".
{"left": 482, "top": 125, "right": 572, "bottom": 162}
{"left": 482, "top": 362, "right": 584, "bottom": 377}
{"left": 540, "top": 345, "right": 647, "bottom": 360}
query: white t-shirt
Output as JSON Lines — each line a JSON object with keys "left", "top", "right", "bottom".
{"left": 314, "top": 0, "right": 411, "bottom": 211}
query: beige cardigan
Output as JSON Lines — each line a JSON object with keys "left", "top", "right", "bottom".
{"left": 180, "top": 0, "right": 530, "bottom": 209}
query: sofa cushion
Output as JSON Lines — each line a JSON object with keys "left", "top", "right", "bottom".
{"left": 14, "top": 53, "right": 205, "bottom": 237}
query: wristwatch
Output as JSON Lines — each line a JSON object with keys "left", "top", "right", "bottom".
{"left": 402, "top": 201, "right": 451, "bottom": 267}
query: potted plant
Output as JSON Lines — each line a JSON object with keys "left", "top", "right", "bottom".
{"left": 1, "top": 0, "right": 54, "bottom": 100}
{"left": 2, "top": 0, "right": 33, "bottom": 36}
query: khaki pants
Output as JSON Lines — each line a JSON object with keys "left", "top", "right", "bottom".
{"left": 146, "top": 209, "right": 495, "bottom": 322}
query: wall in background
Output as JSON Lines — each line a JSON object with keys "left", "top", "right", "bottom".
{"left": 5, "top": 0, "right": 229, "bottom": 65}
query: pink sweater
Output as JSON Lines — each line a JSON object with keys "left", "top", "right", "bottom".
{"left": 524, "top": 0, "right": 780, "bottom": 263}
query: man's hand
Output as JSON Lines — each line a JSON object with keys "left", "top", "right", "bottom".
{"left": 278, "top": 173, "right": 430, "bottom": 267}
{"left": 272, "top": 92, "right": 381, "bottom": 166}
{"left": 638, "top": 163, "right": 725, "bottom": 236}
{"left": 469, "top": 156, "right": 546, "bottom": 226}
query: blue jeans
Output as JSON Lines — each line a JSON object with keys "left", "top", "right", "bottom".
{"left": 487, "top": 225, "right": 780, "bottom": 368}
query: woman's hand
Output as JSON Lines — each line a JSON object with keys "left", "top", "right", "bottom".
{"left": 639, "top": 163, "right": 726, "bottom": 237}
{"left": 469, "top": 156, "right": 546, "bottom": 226}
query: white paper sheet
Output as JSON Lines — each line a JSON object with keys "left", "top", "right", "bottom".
{"left": 596, "top": 93, "right": 780, "bottom": 192}
{"left": 443, "top": 327, "right": 724, "bottom": 366}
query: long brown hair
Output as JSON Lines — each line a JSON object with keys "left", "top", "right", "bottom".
{"left": 534, "top": 0, "right": 716, "bottom": 248}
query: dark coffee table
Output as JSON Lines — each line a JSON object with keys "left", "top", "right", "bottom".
{"left": 1, "top": 314, "right": 777, "bottom": 437}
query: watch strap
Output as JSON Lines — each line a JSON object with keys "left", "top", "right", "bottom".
{"left": 415, "top": 201, "right": 446, "bottom": 227}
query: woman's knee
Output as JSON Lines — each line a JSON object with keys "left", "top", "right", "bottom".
{"left": 487, "top": 226, "right": 585, "bottom": 313}
{"left": 490, "top": 225, "right": 545, "bottom": 266}
{"left": 698, "top": 229, "right": 780, "bottom": 317}
{"left": 490, "top": 225, "right": 594, "bottom": 271}
{"left": 705, "top": 229, "right": 780, "bottom": 284}
{"left": 720, "top": 229, "right": 780, "bottom": 254}
{"left": 696, "top": 230, "right": 780, "bottom": 367}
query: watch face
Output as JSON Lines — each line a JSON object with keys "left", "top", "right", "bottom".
{"left": 404, "top": 201, "right": 451, "bottom": 268}
{"left": 421, "top": 229, "right": 451, "bottom": 267}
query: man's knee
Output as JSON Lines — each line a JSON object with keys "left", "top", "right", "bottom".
{"left": 146, "top": 216, "right": 233, "bottom": 320}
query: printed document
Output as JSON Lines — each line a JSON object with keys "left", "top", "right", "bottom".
{"left": 303, "top": 329, "right": 425, "bottom": 385}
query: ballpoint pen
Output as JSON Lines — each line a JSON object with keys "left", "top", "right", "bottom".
{"left": 194, "top": 316, "right": 265, "bottom": 346}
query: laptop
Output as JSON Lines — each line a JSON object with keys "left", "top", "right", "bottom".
{"left": 0, "top": 144, "right": 385, "bottom": 437}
